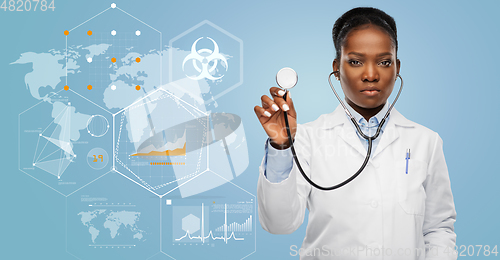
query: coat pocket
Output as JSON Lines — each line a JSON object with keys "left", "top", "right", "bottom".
{"left": 395, "top": 159, "right": 427, "bottom": 216}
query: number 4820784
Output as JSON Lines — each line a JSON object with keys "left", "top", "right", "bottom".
{"left": 1, "top": 0, "right": 55, "bottom": 11}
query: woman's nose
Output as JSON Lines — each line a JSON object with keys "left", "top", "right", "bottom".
{"left": 362, "top": 63, "right": 379, "bottom": 82}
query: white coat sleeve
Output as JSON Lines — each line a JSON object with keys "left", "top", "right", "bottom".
{"left": 263, "top": 138, "right": 294, "bottom": 183}
{"left": 423, "top": 133, "right": 457, "bottom": 260}
{"left": 257, "top": 124, "right": 312, "bottom": 234}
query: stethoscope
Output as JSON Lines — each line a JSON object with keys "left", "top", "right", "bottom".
{"left": 275, "top": 67, "right": 403, "bottom": 191}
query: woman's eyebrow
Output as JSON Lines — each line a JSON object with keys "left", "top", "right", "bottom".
{"left": 347, "top": 51, "right": 393, "bottom": 57}
{"left": 376, "top": 52, "right": 393, "bottom": 57}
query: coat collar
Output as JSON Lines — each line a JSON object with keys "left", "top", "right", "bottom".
{"left": 318, "top": 104, "right": 415, "bottom": 159}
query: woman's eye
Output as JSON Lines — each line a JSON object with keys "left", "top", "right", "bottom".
{"left": 380, "top": 60, "right": 392, "bottom": 66}
{"left": 348, "top": 60, "right": 361, "bottom": 66}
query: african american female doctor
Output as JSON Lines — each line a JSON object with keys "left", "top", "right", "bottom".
{"left": 254, "top": 7, "right": 457, "bottom": 260}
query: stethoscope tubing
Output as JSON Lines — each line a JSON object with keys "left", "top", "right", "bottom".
{"left": 281, "top": 72, "right": 403, "bottom": 191}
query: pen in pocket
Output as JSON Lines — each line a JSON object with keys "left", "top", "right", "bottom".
{"left": 405, "top": 149, "right": 410, "bottom": 174}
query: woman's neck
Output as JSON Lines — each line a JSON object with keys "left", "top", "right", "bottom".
{"left": 346, "top": 99, "right": 385, "bottom": 121}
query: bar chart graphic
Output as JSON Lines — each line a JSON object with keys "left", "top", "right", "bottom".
{"left": 215, "top": 215, "right": 252, "bottom": 233}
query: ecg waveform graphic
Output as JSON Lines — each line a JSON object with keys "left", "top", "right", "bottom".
{"left": 174, "top": 203, "right": 249, "bottom": 243}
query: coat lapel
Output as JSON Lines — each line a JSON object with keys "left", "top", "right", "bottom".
{"left": 339, "top": 115, "right": 368, "bottom": 158}
{"left": 371, "top": 118, "right": 399, "bottom": 159}
{"left": 320, "top": 105, "right": 366, "bottom": 158}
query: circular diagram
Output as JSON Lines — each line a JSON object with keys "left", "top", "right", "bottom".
{"left": 86, "top": 147, "right": 109, "bottom": 170}
{"left": 87, "top": 115, "right": 109, "bottom": 137}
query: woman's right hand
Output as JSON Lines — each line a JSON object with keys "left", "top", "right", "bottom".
{"left": 254, "top": 87, "right": 297, "bottom": 150}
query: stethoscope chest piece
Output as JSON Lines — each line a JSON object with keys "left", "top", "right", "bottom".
{"left": 276, "top": 67, "right": 298, "bottom": 90}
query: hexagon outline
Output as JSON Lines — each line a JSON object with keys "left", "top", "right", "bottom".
{"left": 168, "top": 20, "right": 244, "bottom": 105}
{"left": 112, "top": 86, "right": 209, "bottom": 198}
{"left": 182, "top": 213, "right": 200, "bottom": 234}
{"left": 18, "top": 89, "right": 113, "bottom": 198}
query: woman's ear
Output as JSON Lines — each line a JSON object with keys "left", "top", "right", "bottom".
{"left": 396, "top": 58, "right": 401, "bottom": 78}
{"left": 332, "top": 59, "right": 340, "bottom": 80}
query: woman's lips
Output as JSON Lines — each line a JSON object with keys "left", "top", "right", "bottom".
{"left": 360, "top": 89, "right": 380, "bottom": 96}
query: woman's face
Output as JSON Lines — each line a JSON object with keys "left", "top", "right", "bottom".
{"left": 333, "top": 24, "right": 400, "bottom": 110}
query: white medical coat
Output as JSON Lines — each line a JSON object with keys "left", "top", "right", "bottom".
{"left": 257, "top": 104, "right": 457, "bottom": 260}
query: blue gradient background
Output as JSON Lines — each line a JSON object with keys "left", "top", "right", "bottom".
{"left": 1, "top": 0, "right": 499, "bottom": 259}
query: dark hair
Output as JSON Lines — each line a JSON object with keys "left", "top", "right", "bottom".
{"left": 332, "top": 7, "right": 398, "bottom": 61}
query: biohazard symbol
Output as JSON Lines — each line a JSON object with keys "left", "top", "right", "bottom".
{"left": 182, "top": 37, "right": 228, "bottom": 80}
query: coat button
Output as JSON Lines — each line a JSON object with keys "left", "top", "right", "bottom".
{"left": 371, "top": 200, "right": 378, "bottom": 208}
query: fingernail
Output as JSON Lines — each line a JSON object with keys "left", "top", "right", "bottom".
{"left": 272, "top": 104, "right": 279, "bottom": 111}
{"left": 278, "top": 90, "right": 285, "bottom": 96}
{"left": 264, "top": 111, "right": 271, "bottom": 117}
{"left": 287, "top": 91, "right": 291, "bottom": 99}
{"left": 282, "top": 104, "right": 289, "bottom": 111}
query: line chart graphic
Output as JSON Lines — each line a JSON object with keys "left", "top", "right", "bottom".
{"left": 174, "top": 203, "right": 247, "bottom": 243}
